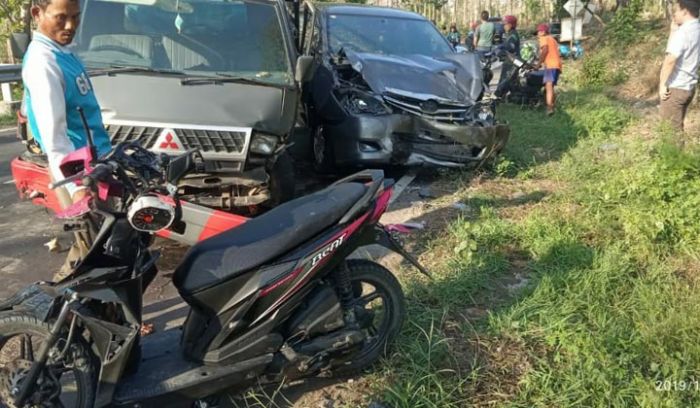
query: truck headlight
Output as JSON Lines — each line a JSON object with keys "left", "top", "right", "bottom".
{"left": 250, "top": 133, "right": 278, "bottom": 155}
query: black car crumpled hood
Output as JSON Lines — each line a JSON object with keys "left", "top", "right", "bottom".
{"left": 343, "top": 50, "right": 483, "bottom": 105}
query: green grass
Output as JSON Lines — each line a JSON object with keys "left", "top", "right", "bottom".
{"left": 0, "top": 112, "right": 15, "bottom": 127}
{"left": 372, "top": 36, "right": 700, "bottom": 406}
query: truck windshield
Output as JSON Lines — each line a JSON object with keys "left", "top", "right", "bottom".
{"left": 75, "top": 0, "right": 292, "bottom": 85}
{"left": 328, "top": 14, "right": 453, "bottom": 57}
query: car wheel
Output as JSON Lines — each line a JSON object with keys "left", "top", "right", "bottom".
{"left": 312, "top": 126, "right": 336, "bottom": 173}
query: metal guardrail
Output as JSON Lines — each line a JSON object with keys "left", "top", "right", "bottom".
{"left": 0, "top": 64, "right": 22, "bottom": 84}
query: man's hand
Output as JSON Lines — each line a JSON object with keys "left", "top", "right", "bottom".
{"left": 71, "top": 188, "right": 90, "bottom": 203}
{"left": 659, "top": 53, "right": 678, "bottom": 102}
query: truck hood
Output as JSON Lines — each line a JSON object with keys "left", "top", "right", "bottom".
{"left": 91, "top": 75, "right": 298, "bottom": 135}
{"left": 342, "top": 50, "right": 483, "bottom": 105}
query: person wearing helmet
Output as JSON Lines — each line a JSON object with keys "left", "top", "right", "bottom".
{"left": 497, "top": 15, "right": 521, "bottom": 93}
{"left": 502, "top": 15, "right": 520, "bottom": 57}
{"left": 536, "top": 23, "right": 562, "bottom": 116}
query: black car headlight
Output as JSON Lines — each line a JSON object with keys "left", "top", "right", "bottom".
{"left": 341, "top": 91, "right": 390, "bottom": 115}
{"left": 250, "top": 133, "right": 279, "bottom": 155}
{"left": 468, "top": 103, "right": 495, "bottom": 125}
{"left": 477, "top": 108, "right": 494, "bottom": 122}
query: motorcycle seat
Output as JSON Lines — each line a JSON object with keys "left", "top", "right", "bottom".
{"left": 173, "top": 182, "right": 367, "bottom": 294}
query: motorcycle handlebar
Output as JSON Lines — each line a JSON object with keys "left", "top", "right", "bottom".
{"left": 48, "top": 171, "right": 86, "bottom": 190}
{"left": 80, "top": 162, "right": 116, "bottom": 189}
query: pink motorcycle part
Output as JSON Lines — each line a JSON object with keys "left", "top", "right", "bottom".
{"left": 55, "top": 195, "right": 92, "bottom": 219}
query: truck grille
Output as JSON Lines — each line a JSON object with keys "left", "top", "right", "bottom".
{"left": 384, "top": 92, "right": 468, "bottom": 122}
{"left": 105, "top": 121, "right": 251, "bottom": 162}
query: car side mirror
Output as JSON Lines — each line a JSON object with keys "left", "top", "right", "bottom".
{"left": 455, "top": 45, "right": 468, "bottom": 54}
{"left": 9, "top": 33, "right": 30, "bottom": 61}
{"left": 295, "top": 55, "right": 314, "bottom": 83}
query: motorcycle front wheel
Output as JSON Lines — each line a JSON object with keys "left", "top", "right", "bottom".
{"left": 331, "top": 259, "right": 406, "bottom": 377}
{"left": 0, "top": 313, "right": 96, "bottom": 408}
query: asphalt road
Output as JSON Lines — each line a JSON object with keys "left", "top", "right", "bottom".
{"left": 0, "top": 128, "right": 68, "bottom": 298}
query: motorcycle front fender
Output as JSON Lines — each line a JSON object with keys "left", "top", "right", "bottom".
{"left": 374, "top": 226, "right": 432, "bottom": 279}
{"left": 0, "top": 283, "right": 56, "bottom": 321}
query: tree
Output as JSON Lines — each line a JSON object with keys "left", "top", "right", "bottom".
{"left": 553, "top": 0, "right": 567, "bottom": 19}
{"left": 0, "top": 0, "right": 25, "bottom": 32}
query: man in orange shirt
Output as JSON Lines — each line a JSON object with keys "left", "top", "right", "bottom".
{"left": 536, "top": 23, "right": 562, "bottom": 116}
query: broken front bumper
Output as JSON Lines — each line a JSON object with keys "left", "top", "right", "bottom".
{"left": 326, "top": 113, "right": 510, "bottom": 168}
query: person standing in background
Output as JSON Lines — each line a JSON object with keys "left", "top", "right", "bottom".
{"left": 502, "top": 15, "right": 520, "bottom": 57}
{"left": 497, "top": 15, "right": 521, "bottom": 93}
{"left": 536, "top": 23, "right": 562, "bottom": 116}
{"left": 473, "top": 10, "right": 494, "bottom": 56}
{"left": 446, "top": 23, "right": 461, "bottom": 47}
{"left": 465, "top": 21, "right": 478, "bottom": 51}
{"left": 659, "top": 0, "right": 700, "bottom": 132}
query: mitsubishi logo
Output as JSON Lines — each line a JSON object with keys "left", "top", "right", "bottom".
{"left": 159, "top": 133, "right": 179, "bottom": 149}
{"left": 155, "top": 129, "right": 183, "bottom": 152}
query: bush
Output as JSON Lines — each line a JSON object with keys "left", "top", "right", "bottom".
{"left": 577, "top": 54, "right": 628, "bottom": 88}
{"left": 580, "top": 53, "right": 610, "bottom": 87}
{"left": 607, "top": 0, "right": 644, "bottom": 45}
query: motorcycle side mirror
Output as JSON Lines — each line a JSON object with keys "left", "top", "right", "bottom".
{"left": 9, "top": 33, "right": 30, "bottom": 60}
{"left": 295, "top": 55, "right": 314, "bottom": 83}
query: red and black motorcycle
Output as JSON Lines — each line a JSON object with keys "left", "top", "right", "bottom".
{"left": 0, "top": 126, "right": 429, "bottom": 406}
{"left": 11, "top": 111, "right": 249, "bottom": 246}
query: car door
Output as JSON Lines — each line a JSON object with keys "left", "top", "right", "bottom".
{"left": 298, "top": 2, "right": 319, "bottom": 127}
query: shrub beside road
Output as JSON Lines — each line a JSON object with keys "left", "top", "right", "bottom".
{"left": 356, "top": 21, "right": 700, "bottom": 408}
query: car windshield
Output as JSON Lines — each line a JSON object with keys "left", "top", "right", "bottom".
{"left": 327, "top": 14, "right": 452, "bottom": 57}
{"left": 75, "top": 0, "right": 292, "bottom": 85}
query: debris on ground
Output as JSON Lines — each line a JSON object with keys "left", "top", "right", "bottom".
{"left": 43, "top": 238, "right": 63, "bottom": 253}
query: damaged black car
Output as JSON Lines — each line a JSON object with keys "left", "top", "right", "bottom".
{"left": 298, "top": 3, "right": 510, "bottom": 170}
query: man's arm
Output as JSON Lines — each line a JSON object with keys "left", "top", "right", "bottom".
{"left": 659, "top": 53, "right": 678, "bottom": 100}
{"left": 22, "top": 53, "right": 83, "bottom": 199}
{"left": 660, "top": 28, "right": 684, "bottom": 101}
{"left": 473, "top": 27, "right": 479, "bottom": 47}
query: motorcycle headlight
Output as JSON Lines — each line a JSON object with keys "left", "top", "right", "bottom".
{"left": 127, "top": 195, "right": 175, "bottom": 232}
{"left": 250, "top": 133, "right": 279, "bottom": 155}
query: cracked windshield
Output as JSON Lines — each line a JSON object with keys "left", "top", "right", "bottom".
{"left": 328, "top": 14, "right": 453, "bottom": 57}
{"left": 75, "top": 0, "right": 292, "bottom": 84}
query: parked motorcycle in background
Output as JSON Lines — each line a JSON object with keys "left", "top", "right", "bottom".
{"left": 495, "top": 52, "right": 546, "bottom": 106}
{"left": 559, "top": 40, "right": 584, "bottom": 60}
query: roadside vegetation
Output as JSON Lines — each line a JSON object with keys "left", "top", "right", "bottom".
{"left": 358, "top": 18, "right": 700, "bottom": 408}
{"left": 0, "top": 112, "right": 14, "bottom": 127}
